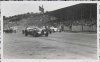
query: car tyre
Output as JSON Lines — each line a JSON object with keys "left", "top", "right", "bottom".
{"left": 45, "top": 32, "right": 48, "bottom": 37}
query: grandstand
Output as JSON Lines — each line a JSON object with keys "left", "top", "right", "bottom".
{"left": 46, "top": 3, "right": 97, "bottom": 32}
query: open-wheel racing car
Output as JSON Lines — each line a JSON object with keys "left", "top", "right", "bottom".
{"left": 22, "top": 27, "right": 49, "bottom": 37}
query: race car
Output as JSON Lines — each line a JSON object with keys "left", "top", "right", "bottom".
{"left": 23, "top": 27, "right": 49, "bottom": 37}
{"left": 50, "top": 26, "right": 61, "bottom": 32}
{"left": 3, "top": 27, "right": 17, "bottom": 33}
{"left": 3, "top": 28, "right": 13, "bottom": 33}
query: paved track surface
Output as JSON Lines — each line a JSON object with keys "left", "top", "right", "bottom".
{"left": 3, "top": 32, "right": 97, "bottom": 59}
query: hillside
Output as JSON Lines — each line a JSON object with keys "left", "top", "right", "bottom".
{"left": 3, "top": 13, "right": 57, "bottom": 28}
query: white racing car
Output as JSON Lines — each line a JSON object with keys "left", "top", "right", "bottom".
{"left": 50, "top": 26, "right": 61, "bottom": 32}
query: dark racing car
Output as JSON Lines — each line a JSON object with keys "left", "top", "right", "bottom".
{"left": 22, "top": 27, "right": 49, "bottom": 37}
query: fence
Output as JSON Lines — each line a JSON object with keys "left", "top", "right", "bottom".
{"left": 64, "top": 25, "right": 96, "bottom": 32}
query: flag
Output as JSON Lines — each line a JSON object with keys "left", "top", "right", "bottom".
{"left": 39, "top": 5, "right": 44, "bottom": 13}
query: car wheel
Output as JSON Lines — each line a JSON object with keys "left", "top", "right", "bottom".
{"left": 45, "top": 32, "right": 48, "bottom": 37}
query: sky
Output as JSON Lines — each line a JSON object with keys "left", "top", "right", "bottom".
{"left": 2, "top": 2, "right": 79, "bottom": 17}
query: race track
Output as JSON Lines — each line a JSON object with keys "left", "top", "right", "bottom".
{"left": 3, "top": 32, "right": 97, "bottom": 59}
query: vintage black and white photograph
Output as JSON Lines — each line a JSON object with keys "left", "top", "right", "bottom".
{"left": 2, "top": 2, "right": 97, "bottom": 59}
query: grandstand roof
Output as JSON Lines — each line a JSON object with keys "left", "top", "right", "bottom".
{"left": 46, "top": 3, "right": 97, "bottom": 21}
